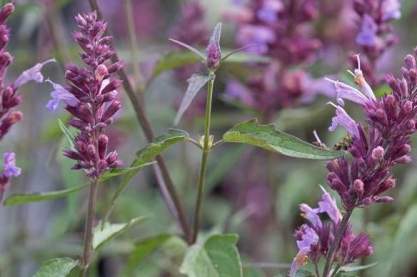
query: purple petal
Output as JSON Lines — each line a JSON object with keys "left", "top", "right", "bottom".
{"left": 356, "top": 15, "right": 377, "bottom": 47}
{"left": 328, "top": 103, "right": 360, "bottom": 139}
{"left": 325, "top": 78, "right": 369, "bottom": 105}
{"left": 257, "top": 0, "right": 282, "bottom": 23}
{"left": 14, "top": 59, "right": 55, "bottom": 88}
{"left": 46, "top": 79, "right": 79, "bottom": 111}
{"left": 317, "top": 186, "right": 342, "bottom": 224}
{"left": 3, "top": 152, "right": 21, "bottom": 177}
{"left": 300, "top": 203, "right": 322, "bottom": 229}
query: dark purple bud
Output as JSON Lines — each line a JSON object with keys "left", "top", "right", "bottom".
{"left": 98, "top": 134, "right": 108, "bottom": 159}
{"left": 353, "top": 179, "right": 364, "bottom": 197}
{"left": 101, "top": 100, "right": 121, "bottom": 123}
{"left": 206, "top": 23, "right": 222, "bottom": 70}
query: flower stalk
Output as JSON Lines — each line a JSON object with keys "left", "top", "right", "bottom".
{"left": 191, "top": 71, "right": 215, "bottom": 244}
{"left": 81, "top": 178, "right": 99, "bottom": 276}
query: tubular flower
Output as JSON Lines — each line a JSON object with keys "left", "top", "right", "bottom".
{"left": 58, "top": 12, "right": 123, "bottom": 178}
{"left": 290, "top": 190, "right": 372, "bottom": 276}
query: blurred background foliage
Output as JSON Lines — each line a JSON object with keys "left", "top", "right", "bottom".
{"left": 1, "top": 0, "right": 417, "bottom": 276}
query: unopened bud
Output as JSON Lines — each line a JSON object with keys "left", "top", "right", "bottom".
{"left": 353, "top": 179, "right": 364, "bottom": 197}
{"left": 95, "top": 64, "right": 108, "bottom": 81}
{"left": 371, "top": 146, "right": 385, "bottom": 160}
{"left": 404, "top": 100, "right": 413, "bottom": 113}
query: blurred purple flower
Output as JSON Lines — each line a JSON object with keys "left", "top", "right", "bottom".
{"left": 356, "top": 15, "right": 377, "bottom": 47}
{"left": 382, "top": 0, "right": 401, "bottom": 21}
{"left": 236, "top": 25, "right": 275, "bottom": 54}
{"left": 3, "top": 152, "right": 20, "bottom": 177}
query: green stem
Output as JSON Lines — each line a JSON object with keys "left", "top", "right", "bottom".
{"left": 191, "top": 72, "right": 215, "bottom": 244}
{"left": 322, "top": 209, "right": 353, "bottom": 277}
{"left": 81, "top": 178, "right": 99, "bottom": 276}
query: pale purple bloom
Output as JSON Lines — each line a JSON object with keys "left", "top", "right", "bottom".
{"left": 14, "top": 59, "right": 55, "bottom": 88}
{"left": 46, "top": 79, "right": 79, "bottom": 111}
{"left": 257, "top": 0, "right": 282, "bottom": 23}
{"left": 206, "top": 23, "right": 222, "bottom": 70}
{"left": 328, "top": 103, "right": 360, "bottom": 139}
{"left": 236, "top": 25, "right": 275, "bottom": 54}
{"left": 290, "top": 225, "right": 319, "bottom": 277}
{"left": 382, "top": 0, "right": 401, "bottom": 21}
{"left": 3, "top": 152, "right": 21, "bottom": 177}
{"left": 226, "top": 80, "right": 255, "bottom": 107}
{"left": 356, "top": 15, "right": 378, "bottom": 47}
{"left": 317, "top": 186, "right": 342, "bottom": 224}
{"left": 300, "top": 203, "right": 322, "bottom": 229}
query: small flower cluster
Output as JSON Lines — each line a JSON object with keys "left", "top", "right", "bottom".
{"left": 290, "top": 188, "right": 373, "bottom": 276}
{"left": 51, "top": 12, "right": 122, "bottom": 178}
{"left": 352, "top": 0, "right": 401, "bottom": 84}
{"left": 291, "top": 50, "right": 417, "bottom": 275}
{"left": 0, "top": 3, "right": 52, "bottom": 198}
{"left": 225, "top": 0, "right": 322, "bottom": 119}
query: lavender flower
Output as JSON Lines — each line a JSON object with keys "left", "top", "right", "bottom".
{"left": 57, "top": 12, "right": 122, "bottom": 178}
{"left": 290, "top": 190, "right": 373, "bottom": 276}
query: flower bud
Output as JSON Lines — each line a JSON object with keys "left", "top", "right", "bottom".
{"left": 353, "top": 179, "right": 364, "bottom": 197}
{"left": 95, "top": 64, "right": 108, "bottom": 81}
{"left": 404, "top": 54, "right": 416, "bottom": 69}
{"left": 371, "top": 146, "right": 385, "bottom": 160}
{"left": 98, "top": 134, "right": 109, "bottom": 159}
{"left": 404, "top": 100, "right": 413, "bottom": 113}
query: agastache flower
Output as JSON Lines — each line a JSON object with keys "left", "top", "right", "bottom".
{"left": 328, "top": 103, "right": 360, "bottom": 139}
{"left": 290, "top": 190, "right": 372, "bottom": 276}
{"left": 57, "top": 12, "right": 122, "bottom": 178}
{"left": 0, "top": 151, "right": 21, "bottom": 200}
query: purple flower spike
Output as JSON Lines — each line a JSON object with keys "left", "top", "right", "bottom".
{"left": 3, "top": 152, "right": 21, "bottom": 177}
{"left": 14, "top": 59, "right": 55, "bottom": 88}
{"left": 328, "top": 103, "right": 360, "bottom": 139}
{"left": 46, "top": 79, "right": 79, "bottom": 112}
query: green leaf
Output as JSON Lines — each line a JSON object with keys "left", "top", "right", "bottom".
{"left": 135, "top": 129, "right": 189, "bottom": 163}
{"left": 175, "top": 74, "right": 210, "bottom": 125}
{"left": 93, "top": 217, "right": 146, "bottom": 250}
{"left": 151, "top": 51, "right": 201, "bottom": 80}
{"left": 99, "top": 162, "right": 155, "bottom": 183}
{"left": 34, "top": 257, "right": 78, "bottom": 277}
{"left": 338, "top": 262, "right": 378, "bottom": 273}
{"left": 103, "top": 129, "right": 189, "bottom": 221}
{"left": 180, "top": 233, "right": 243, "bottom": 277}
{"left": 57, "top": 119, "right": 77, "bottom": 149}
{"left": 223, "top": 119, "right": 344, "bottom": 160}
{"left": 3, "top": 184, "right": 88, "bottom": 206}
{"left": 127, "top": 234, "right": 173, "bottom": 271}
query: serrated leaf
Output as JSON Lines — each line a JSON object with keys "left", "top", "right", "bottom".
{"left": 57, "top": 119, "right": 77, "bottom": 149}
{"left": 34, "top": 257, "right": 78, "bottom": 277}
{"left": 93, "top": 217, "right": 146, "bottom": 250}
{"left": 175, "top": 74, "right": 210, "bottom": 125}
{"left": 126, "top": 234, "right": 173, "bottom": 272}
{"left": 223, "top": 119, "right": 344, "bottom": 160}
{"left": 180, "top": 233, "right": 243, "bottom": 277}
{"left": 3, "top": 184, "right": 88, "bottom": 206}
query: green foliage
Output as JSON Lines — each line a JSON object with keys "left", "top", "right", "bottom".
{"left": 3, "top": 184, "right": 87, "bottom": 206}
{"left": 33, "top": 258, "right": 78, "bottom": 277}
{"left": 93, "top": 217, "right": 146, "bottom": 250}
{"left": 180, "top": 234, "right": 243, "bottom": 277}
{"left": 223, "top": 119, "right": 344, "bottom": 160}
{"left": 57, "top": 119, "right": 77, "bottom": 149}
